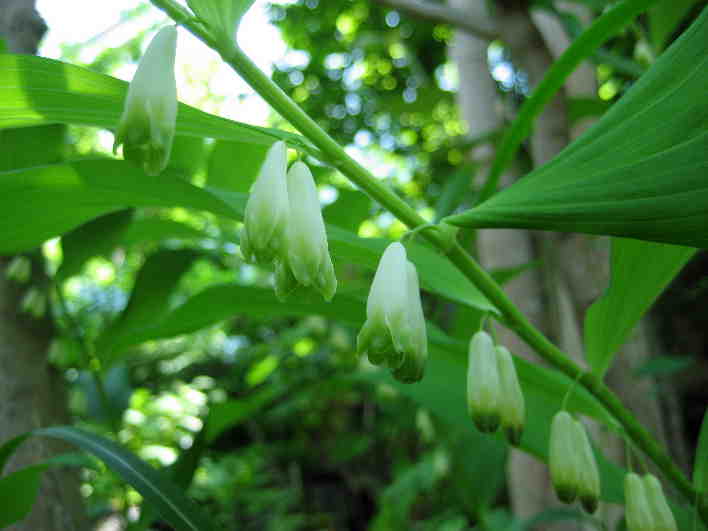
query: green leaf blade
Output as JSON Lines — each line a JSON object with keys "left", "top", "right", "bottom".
{"left": 584, "top": 238, "right": 695, "bottom": 377}
{"left": 36, "top": 426, "right": 217, "bottom": 531}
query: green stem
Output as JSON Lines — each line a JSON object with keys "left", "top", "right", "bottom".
{"left": 150, "top": 0, "right": 698, "bottom": 509}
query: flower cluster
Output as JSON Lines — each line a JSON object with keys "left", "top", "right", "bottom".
{"left": 241, "top": 142, "right": 337, "bottom": 302}
{"left": 624, "top": 472, "right": 677, "bottom": 531}
{"left": 466, "top": 331, "right": 525, "bottom": 445}
{"left": 357, "top": 242, "right": 427, "bottom": 383}
{"left": 549, "top": 411, "right": 600, "bottom": 513}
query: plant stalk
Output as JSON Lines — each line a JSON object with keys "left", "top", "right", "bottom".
{"left": 150, "top": 0, "right": 699, "bottom": 509}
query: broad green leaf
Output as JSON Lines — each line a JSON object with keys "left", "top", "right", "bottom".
{"left": 168, "top": 135, "right": 206, "bottom": 178}
{"left": 36, "top": 426, "right": 217, "bottom": 531}
{"left": 0, "top": 160, "right": 239, "bottom": 254}
{"left": 120, "top": 218, "right": 208, "bottom": 248}
{"left": 96, "top": 249, "right": 201, "bottom": 363}
{"left": 478, "top": 0, "right": 659, "bottom": 201}
{"left": 0, "top": 54, "right": 317, "bottom": 156}
{"left": 584, "top": 239, "right": 695, "bottom": 376}
{"left": 57, "top": 209, "right": 134, "bottom": 281}
{"left": 207, "top": 138, "right": 270, "bottom": 192}
{"left": 0, "top": 161, "right": 492, "bottom": 312}
{"left": 323, "top": 188, "right": 372, "bottom": 233}
{"left": 0, "top": 434, "right": 29, "bottom": 474}
{"left": 0, "top": 124, "right": 66, "bottom": 170}
{"left": 186, "top": 0, "right": 255, "bottom": 43}
{"left": 649, "top": 0, "right": 702, "bottom": 50}
{"left": 327, "top": 226, "right": 495, "bottom": 313}
{"left": 0, "top": 465, "right": 46, "bottom": 528}
{"left": 447, "top": 10, "right": 708, "bottom": 248}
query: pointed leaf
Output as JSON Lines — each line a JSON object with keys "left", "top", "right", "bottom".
{"left": 584, "top": 238, "right": 695, "bottom": 376}
{"left": 447, "top": 9, "right": 708, "bottom": 248}
{"left": 0, "top": 54, "right": 317, "bottom": 156}
{"left": 0, "top": 465, "right": 46, "bottom": 528}
{"left": 35, "top": 426, "right": 217, "bottom": 531}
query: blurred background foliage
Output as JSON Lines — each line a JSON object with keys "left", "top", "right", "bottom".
{"left": 11, "top": 0, "right": 705, "bottom": 529}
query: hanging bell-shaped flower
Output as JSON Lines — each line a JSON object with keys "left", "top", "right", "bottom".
{"left": 549, "top": 411, "right": 580, "bottom": 504}
{"left": 113, "top": 26, "right": 178, "bottom": 176}
{"left": 467, "top": 331, "right": 501, "bottom": 433}
{"left": 624, "top": 473, "right": 654, "bottom": 531}
{"left": 495, "top": 345, "right": 525, "bottom": 445}
{"left": 277, "top": 161, "right": 337, "bottom": 301}
{"left": 573, "top": 418, "right": 601, "bottom": 514}
{"left": 240, "top": 141, "right": 289, "bottom": 264}
{"left": 357, "top": 242, "right": 428, "bottom": 383}
{"left": 643, "top": 474, "right": 677, "bottom": 531}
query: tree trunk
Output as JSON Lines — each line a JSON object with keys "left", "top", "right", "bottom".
{"left": 0, "top": 2, "right": 89, "bottom": 529}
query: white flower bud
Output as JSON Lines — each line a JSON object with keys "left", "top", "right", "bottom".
{"left": 279, "top": 161, "right": 337, "bottom": 301}
{"left": 113, "top": 26, "right": 178, "bottom": 176}
{"left": 643, "top": 474, "right": 677, "bottom": 531}
{"left": 467, "top": 331, "right": 501, "bottom": 433}
{"left": 495, "top": 345, "right": 525, "bottom": 445}
{"left": 625, "top": 472, "right": 654, "bottom": 531}
{"left": 573, "top": 418, "right": 600, "bottom": 513}
{"left": 549, "top": 411, "right": 580, "bottom": 503}
{"left": 357, "top": 242, "right": 427, "bottom": 383}
{"left": 240, "top": 141, "right": 289, "bottom": 264}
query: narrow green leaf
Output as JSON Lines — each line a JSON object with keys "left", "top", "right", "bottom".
{"left": 35, "top": 426, "right": 217, "bottom": 531}
{"left": 0, "top": 160, "right": 239, "bottom": 254}
{"left": 0, "top": 54, "right": 318, "bottom": 156}
{"left": 447, "top": 10, "right": 708, "bottom": 248}
{"left": 585, "top": 239, "right": 695, "bottom": 377}
{"left": 58, "top": 209, "right": 134, "bottom": 281}
{"left": 323, "top": 188, "right": 372, "bottom": 233}
{"left": 479, "top": 0, "right": 658, "bottom": 201}
{"left": 0, "top": 465, "right": 46, "bottom": 528}
{"left": 696, "top": 408, "right": 708, "bottom": 493}
{"left": 96, "top": 249, "right": 200, "bottom": 363}
{"left": 633, "top": 355, "right": 694, "bottom": 378}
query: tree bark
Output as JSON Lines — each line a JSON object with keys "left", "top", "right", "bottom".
{"left": 0, "top": 3, "right": 89, "bottom": 530}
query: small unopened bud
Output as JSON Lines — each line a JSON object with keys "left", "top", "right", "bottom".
{"left": 573, "top": 418, "right": 600, "bottom": 513}
{"left": 467, "top": 331, "right": 501, "bottom": 433}
{"left": 20, "top": 287, "right": 46, "bottom": 318}
{"left": 549, "top": 411, "right": 580, "bottom": 503}
{"left": 5, "top": 256, "right": 31, "bottom": 283}
{"left": 279, "top": 161, "right": 337, "bottom": 301}
{"left": 625, "top": 473, "right": 654, "bottom": 531}
{"left": 495, "top": 345, "right": 525, "bottom": 445}
{"left": 643, "top": 474, "right": 677, "bottom": 531}
{"left": 357, "top": 242, "right": 428, "bottom": 383}
{"left": 241, "top": 141, "right": 289, "bottom": 264}
{"left": 113, "top": 26, "right": 178, "bottom": 176}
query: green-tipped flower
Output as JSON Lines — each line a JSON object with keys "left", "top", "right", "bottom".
{"left": 573, "top": 418, "right": 600, "bottom": 513}
{"left": 467, "top": 331, "right": 501, "bottom": 433}
{"left": 240, "top": 141, "right": 289, "bottom": 264}
{"left": 276, "top": 161, "right": 336, "bottom": 301}
{"left": 549, "top": 411, "right": 580, "bottom": 503}
{"left": 5, "top": 256, "right": 31, "bottom": 283}
{"left": 113, "top": 26, "right": 178, "bottom": 176}
{"left": 643, "top": 474, "right": 677, "bottom": 531}
{"left": 625, "top": 473, "right": 654, "bottom": 531}
{"left": 20, "top": 287, "right": 46, "bottom": 318}
{"left": 357, "top": 242, "right": 428, "bottom": 383}
{"left": 495, "top": 345, "right": 525, "bottom": 445}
